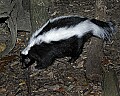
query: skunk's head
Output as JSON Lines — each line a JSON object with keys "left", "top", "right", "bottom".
{"left": 20, "top": 53, "right": 31, "bottom": 68}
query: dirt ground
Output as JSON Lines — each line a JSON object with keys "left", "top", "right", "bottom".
{"left": 0, "top": 0, "right": 120, "bottom": 96}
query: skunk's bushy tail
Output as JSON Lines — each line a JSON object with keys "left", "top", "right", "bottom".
{"left": 90, "top": 19, "right": 116, "bottom": 41}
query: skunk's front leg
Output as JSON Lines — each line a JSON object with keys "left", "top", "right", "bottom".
{"left": 35, "top": 60, "right": 44, "bottom": 69}
{"left": 35, "top": 60, "right": 54, "bottom": 69}
{"left": 35, "top": 60, "right": 50, "bottom": 69}
{"left": 68, "top": 40, "right": 84, "bottom": 63}
{"left": 35, "top": 55, "right": 55, "bottom": 69}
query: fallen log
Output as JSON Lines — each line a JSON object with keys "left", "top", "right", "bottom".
{"left": 85, "top": 0, "right": 106, "bottom": 82}
{"left": 86, "top": 38, "right": 103, "bottom": 82}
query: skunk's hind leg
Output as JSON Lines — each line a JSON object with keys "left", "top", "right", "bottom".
{"left": 68, "top": 49, "right": 83, "bottom": 63}
{"left": 68, "top": 40, "right": 84, "bottom": 63}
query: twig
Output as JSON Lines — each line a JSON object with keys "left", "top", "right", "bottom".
{"left": 24, "top": 68, "right": 32, "bottom": 96}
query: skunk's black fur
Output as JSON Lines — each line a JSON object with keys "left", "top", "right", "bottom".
{"left": 21, "top": 33, "right": 92, "bottom": 69}
{"left": 20, "top": 16, "right": 116, "bottom": 69}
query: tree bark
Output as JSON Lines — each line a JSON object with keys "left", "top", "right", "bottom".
{"left": 0, "top": 0, "right": 17, "bottom": 58}
{"left": 30, "top": 0, "right": 49, "bottom": 32}
{"left": 103, "top": 68, "right": 120, "bottom": 96}
{"left": 86, "top": 38, "right": 103, "bottom": 82}
{"left": 86, "top": 0, "right": 106, "bottom": 82}
{"left": 0, "top": 0, "right": 31, "bottom": 58}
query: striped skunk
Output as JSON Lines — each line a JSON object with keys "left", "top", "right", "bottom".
{"left": 20, "top": 15, "right": 116, "bottom": 69}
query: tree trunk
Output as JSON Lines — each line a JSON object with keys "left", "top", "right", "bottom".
{"left": 24, "top": 0, "right": 50, "bottom": 96}
{"left": 30, "top": 0, "right": 49, "bottom": 32}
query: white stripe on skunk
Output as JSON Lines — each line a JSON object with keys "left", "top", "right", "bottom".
{"left": 21, "top": 15, "right": 116, "bottom": 55}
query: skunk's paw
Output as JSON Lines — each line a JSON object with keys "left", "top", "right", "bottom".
{"left": 35, "top": 65, "right": 47, "bottom": 69}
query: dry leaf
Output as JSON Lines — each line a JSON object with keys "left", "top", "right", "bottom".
{"left": 30, "top": 72, "right": 39, "bottom": 77}
{"left": 19, "top": 80, "right": 26, "bottom": 86}
{"left": 47, "top": 72, "right": 54, "bottom": 78}
{"left": 102, "top": 57, "right": 112, "bottom": 65}
{"left": 0, "top": 88, "right": 6, "bottom": 93}
{"left": 0, "top": 43, "right": 6, "bottom": 53}
{"left": 51, "top": 11, "right": 58, "bottom": 16}
{"left": 54, "top": 87, "right": 65, "bottom": 92}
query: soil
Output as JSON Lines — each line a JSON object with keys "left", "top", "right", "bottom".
{"left": 0, "top": 0, "right": 120, "bottom": 96}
